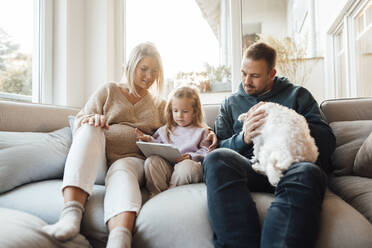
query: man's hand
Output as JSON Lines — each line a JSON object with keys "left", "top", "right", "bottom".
{"left": 82, "top": 114, "right": 109, "bottom": 129}
{"left": 135, "top": 128, "right": 153, "bottom": 142}
{"left": 242, "top": 102, "right": 266, "bottom": 144}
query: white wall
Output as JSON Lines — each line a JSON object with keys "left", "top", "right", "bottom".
{"left": 52, "top": 0, "right": 123, "bottom": 108}
{"left": 241, "top": 0, "right": 287, "bottom": 37}
{"left": 68, "top": 0, "right": 86, "bottom": 107}
{"left": 53, "top": 0, "right": 85, "bottom": 108}
{"left": 84, "top": 0, "right": 107, "bottom": 103}
{"left": 302, "top": 58, "right": 325, "bottom": 103}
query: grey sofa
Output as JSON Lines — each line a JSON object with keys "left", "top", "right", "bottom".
{"left": 0, "top": 98, "right": 372, "bottom": 248}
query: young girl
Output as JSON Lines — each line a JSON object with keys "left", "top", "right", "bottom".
{"left": 136, "top": 85, "right": 211, "bottom": 196}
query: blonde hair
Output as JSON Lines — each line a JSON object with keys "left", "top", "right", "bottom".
{"left": 120, "top": 42, "right": 164, "bottom": 101}
{"left": 164, "top": 85, "right": 207, "bottom": 141}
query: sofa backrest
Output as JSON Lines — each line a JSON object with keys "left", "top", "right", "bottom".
{"left": 320, "top": 97, "right": 372, "bottom": 123}
{"left": 203, "top": 104, "right": 220, "bottom": 128}
{"left": 0, "top": 100, "right": 79, "bottom": 132}
{"left": 3, "top": 97, "right": 371, "bottom": 133}
{"left": 0, "top": 100, "right": 221, "bottom": 132}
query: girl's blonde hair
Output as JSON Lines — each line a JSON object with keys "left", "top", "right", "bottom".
{"left": 164, "top": 85, "right": 207, "bottom": 141}
{"left": 120, "top": 42, "right": 164, "bottom": 102}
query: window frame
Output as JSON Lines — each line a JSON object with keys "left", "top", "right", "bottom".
{"left": 326, "top": 0, "right": 370, "bottom": 99}
{"left": 34, "top": 0, "right": 53, "bottom": 104}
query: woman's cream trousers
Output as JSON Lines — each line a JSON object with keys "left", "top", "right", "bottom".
{"left": 62, "top": 124, "right": 144, "bottom": 223}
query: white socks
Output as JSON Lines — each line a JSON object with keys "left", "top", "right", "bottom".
{"left": 106, "top": 227, "right": 132, "bottom": 248}
{"left": 42, "top": 201, "right": 84, "bottom": 241}
{"left": 42, "top": 200, "right": 132, "bottom": 248}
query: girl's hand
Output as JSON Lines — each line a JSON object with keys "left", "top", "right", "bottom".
{"left": 175, "top": 154, "right": 191, "bottom": 163}
{"left": 206, "top": 130, "right": 218, "bottom": 151}
{"left": 82, "top": 114, "right": 109, "bottom": 129}
{"left": 135, "top": 128, "right": 153, "bottom": 142}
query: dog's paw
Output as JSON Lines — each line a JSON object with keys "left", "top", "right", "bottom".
{"left": 268, "top": 174, "right": 281, "bottom": 187}
{"left": 252, "top": 162, "right": 259, "bottom": 170}
{"left": 267, "top": 168, "right": 284, "bottom": 187}
{"left": 252, "top": 163, "right": 265, "bottom": 175}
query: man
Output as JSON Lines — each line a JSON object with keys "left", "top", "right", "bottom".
{"left": 203, "top": 42, "right": 335, "bottom": 248}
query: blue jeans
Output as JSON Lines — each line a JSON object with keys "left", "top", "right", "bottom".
{"left": 203, "top": 148, "right": 327, "bottom": 248}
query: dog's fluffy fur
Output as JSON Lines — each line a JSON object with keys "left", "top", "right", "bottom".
{"left": 238, "top": 102, "right": 318, "bottom": 186}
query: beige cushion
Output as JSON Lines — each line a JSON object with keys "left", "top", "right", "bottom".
{"left": 354, "top": 132, "right": 372, "bottom": 178}
{"left": 329, "top": 175, "right": 372, "bottom": 224}
{"left": 133, "top": 183, "right": 372, "bottom": 248}
{"left": 315, "top": 189, "right": 372, "bottom": 247}
{"left": 330, "top": 120, "right": 372, "bottom": 175}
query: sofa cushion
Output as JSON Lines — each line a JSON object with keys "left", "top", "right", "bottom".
{"left": 133, "top": 183, "right": 213, "bottom": 248}
{"left": 0, "top": 127, "right": 72, "bottom": 193}
{"left": 0, "top": 207, "right": 90, "bottom": 248}
{"left": 329, "top": 120, "right": 372, "bottom": 175}
{"left": 315, "top": 188, "right": 372, "bottom": 247}
{"left": 354, "top": 132, "right": 372, "bottom": 178}
{"left": 133, "top": 183, "right": 372, "bottom": 248}
{"left": 0, "top": 179, "right": 151, "bottom": 248}
{"left": 329, "top": 175, "right": 372, "bottom": 224}
{"left": 0, "top": 180, "right": 107, "bottom": 248}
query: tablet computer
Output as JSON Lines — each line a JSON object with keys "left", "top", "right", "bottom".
{"left": 136, "top": 141, "right": 182, "bottom": 163}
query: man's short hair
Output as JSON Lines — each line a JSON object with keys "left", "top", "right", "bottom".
{"left": 244, "top": 42, "right": 277, "bottom": 72}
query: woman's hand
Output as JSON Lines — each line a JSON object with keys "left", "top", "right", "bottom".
{"left": 82, "top": 114, "right": 109, "bottom": 129}
{"left": 175, "top": 154, "right": 191, "bottom": 163}
{"left": 135, "top": 128, "right": 153, "bottom": 142}
{"left": 206, "top": 130, "right": 218, "bottom": 151}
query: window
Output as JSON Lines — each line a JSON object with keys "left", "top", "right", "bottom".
{"left": 0, "top": 0, "right": 52, "bottom": 103}
{"left": 125, "top": 0, "right": 231, "bottom": 104}
{"left": 334, "top": 25, "right": 348, "bottom": 97}
{"left": 0, "top": 0, "right": 35, "bottom": 102}
{"left": 327, "top": 0, "right": 372, "bottom": 98}
{"left": 241, "top": 0, "right": 322, "bottom": 101}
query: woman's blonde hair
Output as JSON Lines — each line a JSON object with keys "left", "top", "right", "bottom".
{"left": 164, "top": 85, "right": 207, "bottom": 141}
{"left": 120, "top": 42, "right": 164, "bottom": 101}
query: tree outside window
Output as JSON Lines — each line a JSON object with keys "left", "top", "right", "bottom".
{"left": 0, "top": 28, "right": 32, "bottom": 96}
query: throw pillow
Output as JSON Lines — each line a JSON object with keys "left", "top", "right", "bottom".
{"left": 68, "top": 115, "right": 75, "bottom": 132}
{"left": 0, "top": 207, "right": 90, "bottom": 248}
{"left": 330, "top": 120, "right": 372, "bottom": 176}
{"left": 0, "top": 127, "right": 72, "bottom": 193}
{"left": 354, "top": 131, "right": 372, "bottom": 178}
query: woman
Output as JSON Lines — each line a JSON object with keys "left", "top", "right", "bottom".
{"left": 42, "top": 42, "right": 216, "bottom": 248}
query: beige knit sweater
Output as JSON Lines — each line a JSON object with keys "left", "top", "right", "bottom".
{"left": 73, "top": 82, "right": 165, "bottom": 165}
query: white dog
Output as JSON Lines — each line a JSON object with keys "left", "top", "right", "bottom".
{"left": 238, "top": 102, "right": 318, "bottom": 186}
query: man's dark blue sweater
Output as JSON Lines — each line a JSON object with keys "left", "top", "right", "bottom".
{"left": 215, "top": 76, "right": 336, "bottom": 173}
